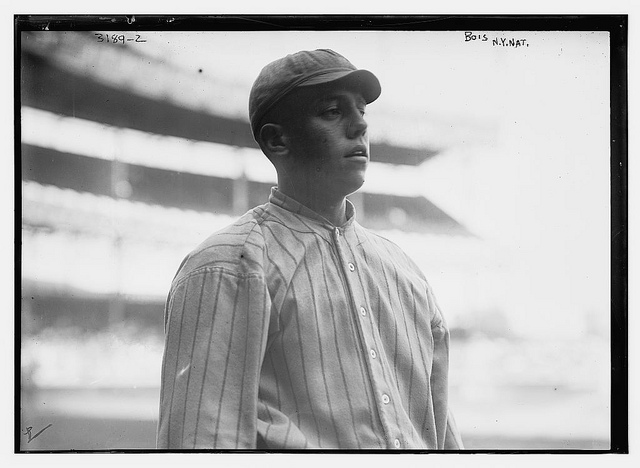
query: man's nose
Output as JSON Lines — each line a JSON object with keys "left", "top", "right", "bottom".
{"left": 348, "top": 110, "right": 368, "bottom": 138}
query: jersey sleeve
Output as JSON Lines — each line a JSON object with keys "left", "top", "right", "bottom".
{"left": 444, "top": 408, "right": 464, "bottom": 449}
{"left": 156, "top": 266, "right": 271, "bottom": 449}
{"left": 425, "top": 281, "right": 464, "bottom": 449}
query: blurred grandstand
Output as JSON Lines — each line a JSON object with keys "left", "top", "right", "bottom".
{"left": 19, "top": 30, "right": 610, "bottom": 450}
{"left": 21, "top": 30, "right": 481, "bottom": 331}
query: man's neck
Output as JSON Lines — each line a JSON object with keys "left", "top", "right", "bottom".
{"left": 277, "top": 180, "right": 348, "bottom": 227}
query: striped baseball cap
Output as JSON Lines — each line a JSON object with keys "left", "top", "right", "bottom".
{"left": 249, "top": 49, "right": 381, "bottom": 140}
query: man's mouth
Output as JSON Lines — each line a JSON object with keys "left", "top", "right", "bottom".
{"left": 345, "top": 147, "right": 369, "bottom": 158}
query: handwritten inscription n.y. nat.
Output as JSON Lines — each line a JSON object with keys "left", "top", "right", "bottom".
{"left": 464, "top": 32, "right": 530, "bottom": 48}
{"left": 492, "top": 37, "right": 529, "bottom": 48}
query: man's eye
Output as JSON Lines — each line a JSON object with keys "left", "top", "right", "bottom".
{"left": 323, "top": 108, "right": 341, "bottom": 117}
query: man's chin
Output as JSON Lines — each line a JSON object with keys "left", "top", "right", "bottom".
{"left": 341, "top": 176, "right": 366, "bottom": 198}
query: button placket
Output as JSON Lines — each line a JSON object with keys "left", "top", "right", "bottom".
{"left": 333, "top": 226, "right": 399, "bottom": 447}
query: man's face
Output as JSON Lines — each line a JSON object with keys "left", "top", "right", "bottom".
{"left": 280, "top": 82, "right": 370, "bottom": 199}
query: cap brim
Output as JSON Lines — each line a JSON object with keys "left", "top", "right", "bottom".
{"left": 300, "top": 69, "right": 381, "bottom": 104}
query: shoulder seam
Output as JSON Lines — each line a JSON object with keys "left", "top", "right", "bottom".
{"left": 174, "top": 212, "right": 268, "bottom": 285}
{"left": 172, "top": 264, "right": 264, "bottom": 291}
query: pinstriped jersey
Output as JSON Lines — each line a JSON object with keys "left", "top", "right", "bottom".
{"left": 157, "top": 188, "right": 463, "bottom": 450}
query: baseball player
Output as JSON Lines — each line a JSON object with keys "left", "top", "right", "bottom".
{"left": 157, "top": 49, "right": 463, "bottom": 450}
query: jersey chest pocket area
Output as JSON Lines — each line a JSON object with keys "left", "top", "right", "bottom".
{"left": 274, "top": 270, "right": 354, "bottom": 343}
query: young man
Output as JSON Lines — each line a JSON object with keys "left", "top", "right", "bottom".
{"left": 157, "top": 49, "right": 463, "bottom": 450}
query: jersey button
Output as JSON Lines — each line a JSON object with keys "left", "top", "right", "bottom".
{"left": 394, "top": 439, "right": 401, "bottom": 448}
{"left": 360, "top": 306, "right": 367, "bottom": 316}
{"left": 382, "top": 394, "right": 390, "bottom": 404}
{"left": 348, "top": 263, "right": 355, "bottom": 272}
{"left": 369, "top": 349, "right": 377, "bottom": 359}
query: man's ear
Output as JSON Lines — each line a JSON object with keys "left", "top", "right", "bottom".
{"left": 259, "top": 123, "right": 288, "bottom": 156}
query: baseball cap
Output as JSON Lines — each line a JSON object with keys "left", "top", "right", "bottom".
{"left": 249, "top": 49, "right": 381, "bottom": 140}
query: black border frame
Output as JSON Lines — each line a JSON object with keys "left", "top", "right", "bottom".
{"left": 15, "top": 14, "right": 628, "bottom": 454}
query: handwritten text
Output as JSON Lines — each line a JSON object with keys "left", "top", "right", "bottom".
{"left": 95, "top": 33, "right": 147, "bottom": 44}
{"left": 464, "top": 32, "right": 530, "bottom": 48}
{"left": 23, "top": 424, "right": 53, "bottom": 443}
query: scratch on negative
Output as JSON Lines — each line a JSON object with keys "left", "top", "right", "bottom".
{"left": 612, "top": 228, "right": 624, "bottom": 242}
{"left": 177, "top": 364, "right": 190, "bottom": 378}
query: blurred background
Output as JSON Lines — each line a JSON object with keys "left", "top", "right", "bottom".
{"left": 20, "top": 28, "right": 611, "bottom": 450}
